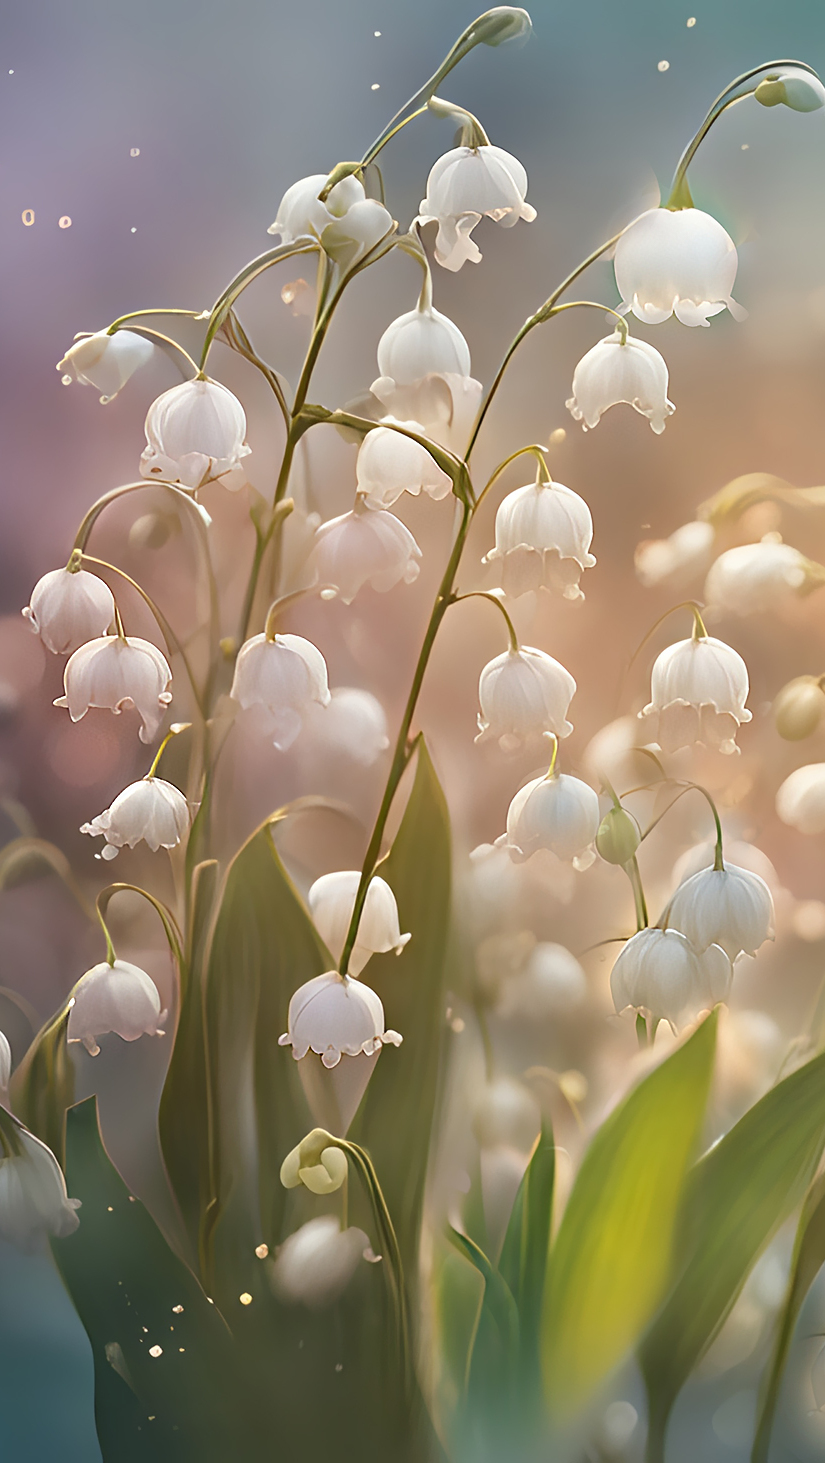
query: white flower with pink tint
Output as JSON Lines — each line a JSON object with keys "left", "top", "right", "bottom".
{"left": 23, "top": 567, "right": 115, "bottom": 655}
{"left": 55, "top": 635, "right": 173, "bottom": 744}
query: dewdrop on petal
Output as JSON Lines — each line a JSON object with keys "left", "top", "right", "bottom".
{"left": 55, "top": 635, "right": 173, "bottom": 744}
{"left": 270, "top": 1216, "right": 371, "bottom": 1309}
{"left": 499, "top": 771, "right": 600, "bottom": 868}
{"left": 639, "top": 634, "right": 751, "bottom": 755}
{"left": 140, "top": 378, "right": 251, "bottom": 489}
{"left": 476, "top": 647, "right": 576, "bottom": 752}
{"left": 417, "top": 143, "right": 536, "bottom": 271}
{"left": 308, "top": 871, "right": 410, "bottom": 978}
{"left": 80, "top": 777, "right": 190, "bottom": 860}
{"left": 610, "top": 927, "right": 730, "bottom": 1033}
{"left": 776, "top": 763, "right": 825, "bottom": 834}
{"left": 704, "top": 538, "right": 809, "bottom": 616}
{"left": 613, "top": 207, "right": 746, "bottom": 327}
{"left": 230, "top": 632, "right": 331, "bottom": 751}
{"left": 566, "top": 331, "right": 675, "bottom": 435}
{"left": 665, "top": 863, "right": 775, "bottom": 960}
{"left": 67, "top": 959, "right": 167, "bottom": 1057}
{"left": 23, "top": 567, "right": 115, "bottom": 655}
{"left": 635, "top": 521, "right": 715, "bottom": 590}
{"left": 308, "top": 501, "right": 421, "bottom": 604}
{"left": 482, "top": 480, "right": 596, "bottom": 600}
{"left": 57, "top": 329, "right": 154, "bottom": 402}
{"left": 355, "top": 424, "right": 452, "bottom": 508}
{"left": 0, "top": 1127, "right": 81, "bottom": 1251}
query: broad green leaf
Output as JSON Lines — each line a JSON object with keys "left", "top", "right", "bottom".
{"left": 350, "top": 740, "right": 451, "bottom": 1276}
{"left": 753, "top": 1171, "right": 825, "bottom": 1463}
{"left": 447, "top": 1227, "right": 519, "bottom": 1402}
{"left": 542, "top": 1013, "right": 717, "bottom": 1414}
{"left": 11, "top": 1006, "right": 74, "bottom": 1162}
{"left": 52, "top": 1097, "right": 257, "bottom": 1462}
{"left": 640, "top": 1046, "right": 825, "bottom": 1460}
{"left": 498, "top": 1121, "right": 555, "bottom": 1393}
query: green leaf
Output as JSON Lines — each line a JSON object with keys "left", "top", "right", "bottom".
{"left": 11, "top": 1007, "right": 74, "bottom": 1162}
{"left": 499, "top": 1122, "right": 555, "bottom": 1392}
{"left": 447, "top": 1226, "right": 520, "bottom": 1404}
{"left": 640, "top": 1046, "right": 825, "bottom": 1461}
{"left": 542, "top": 1013, "right": 717, "bottom": 1415}
{"left": 52, "top": 1097, "right": 255, "bottom": 1462}
{"left": 349, "top": 740, "right": 452, "bottom": 1277}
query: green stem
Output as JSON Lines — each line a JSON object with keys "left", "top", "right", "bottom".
{"left": 544, "top": 299, "right": 628, "bottom": 341}
{"left": 336, "top": 1139, "right": 411, "bottom": 1395}
{"left": 475, "top": 443, "right": 551, "bottom": 511}
{"left": 97, "top": 883, "right": 184, "bottom": 969}
{"left": 636, "top": 1013, "right": 649, "bottom": 1051}
{"left": 146, "top": 722, "right": 191, "bottom": 779}
{"left": 639, "top": 781, "right": 724, "bottom": 871}
{"left": 626, "top": 855, "right": 649, "bottom": 933}
{"left": 107, "top": 308, "right": 207, "bottom": 332}
{"left": 453, "top": 591, "right": 519, "bottom": 651}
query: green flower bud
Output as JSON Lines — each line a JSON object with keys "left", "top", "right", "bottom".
{"left": 773, "top": 676, "right": 825, "bottom": 741}
{"left": 596, "top": 805, "right": 641, "bottom": 866}
{"left": 280, "top": 1128, "right": 348, "bottom": 1195}
{"left": 470, "top": 7, "right": 532, "bottom": 47}
{"left": 755, "top": 68, "right": 825, "bottom": 113}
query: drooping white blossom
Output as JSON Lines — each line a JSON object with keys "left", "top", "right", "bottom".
{"left": 300, "top": 687, "right": 390, "bottom": 768}
{"left": 754, "top": 66, "right": 825, "bottom": 113}
{"left": 476, "top": 647, "right": 576, "bottom": 752}
{"left": 318, "top": 199, "right": 394, "bottom": 266}
{"left": 0, "top": 1126, "right": 81, "bottom": 1251}
{"left": 55, "top": 635, "right": 173, "bottom": 744}
{"left": 639, "top": 634, "right": 752, "bottom": 755}
{"left": 308, "top": 871, "right": 410, "bottom": 978}
{"left": 776, "top": 763, "right": 825, "bottom": 834}
{"left": 704, "top": 538, "right": 809, "bottom": 616}
{"left": 499, "top": 771, "right": 600, "bottom": 868}
{"left": 80, "top": 777, "right": 190, "bottom": 860}
{"left": 23, "top": 567, "right": 115, "bottom": 655}
{"left": 635, "top": 521, "right": 715, "bottom": 590}
{"left": 279, "top": 971, "right": 402, "bottom": 1067}
{"left": 230, "top": 632, "right": 331, "bottom": 751}
{"left": 375, "top": 304, "right": 472, "bottom": 384}
{"left": 270, "top": 1216, "right": 372, "bottom": 1309}
{"left": 57, "top": 329, "right": 154, "bottom": 402}
{"left": 308, "top": 501, "right": 421, "bottom": 604}
{"left": 370, "top": 372, "right": 483, "bottom": 454}
{"left": 268, "top": 173, "right": 393, "bottom": 263}
{"left": 496, "top": 942, "right": 588, "bottom": 1019}
{"left": 140, "top": 378, "right": 251, "bottom": 489}
{"left": 472, "top": 1077, "right": 540, "bottom": 1151}
{"left": 566, "top": 331, "right": 675, "bottom": 435}
{"left": 417, "top": 144, "right": 536, "bottom": 271}
{"left": 67, "top": 959, "right": 167, "bottom": 1056}
{"left": 665, "top": 863, "right": 775, "bottom": 960}
{"left": 482, "top": 480, "right": 596, "bottom": 600}
{"left": 774, "top": 677, "right": 825, "bottom": 741}
{"left": 355, "top": 424, "right": 452, "bottom": 509}
{"left": 613, "top": 207, "right": 746, "bottom": 327}
{"left": 610, "top": 927, "right": 731, "bottom": 1032}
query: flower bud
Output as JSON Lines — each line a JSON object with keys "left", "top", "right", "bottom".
{"left": 754, "top": 67, "right": 825, "bottom": 113}
{"left": 280, "top": 1130, "right": 348, "bottom": 1195}
{"left": 596, "top": 805, "right": 641, "bottom": 866}
{"left": 773, "top": 676, "right": 825, "bottom": 741}
{"left": 776, "top": 763, "right": 825, "bottom": 834}
{"left": 472, "top": 7, "right": 532, "bottom": 46}
{"left": 67, "top": 959, "right": 167, "bottom": 1056}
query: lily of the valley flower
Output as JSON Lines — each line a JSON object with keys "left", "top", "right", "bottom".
{"left": 776, "top": 763, "right": 825, "bottom": 834}
{"left": 67, "top": 959, "right": 167, "bottom": 1056}
{"left": 665, "top": 862, "right": 775, "bottom": 960}
{"left": 635, "top": 521, "right": 715, "bottom": 590}
{"left": 417, "top": 144, "right": 536, "bottom": 271}
{"left": 499, "top": 771, "right": 600, "bottom": 868}
{"left": 611, "top": 926, "right": 731, "bottom": 1032}
{"left": 774, "top": 677, "right": 825, "bottom": 741}
{"left": 754, "top": 66, "right": 825, "bottom": 112}
{"left": 371, "top": 373, "right": 483, "bottom": 454}
{"left": 482, "top": 479, "right": 596, "bottom": 600}
{"left": 0, "top": 1126, "right": 80, "bottom": 1251}
{"left": 375, "top": 303, "right": 472, "bottom": 384}
{"left": 495, "top": 942, "right": 588, "bottom": 1019}
{"left": 270, "top": 1215, "right": 372, "bottom": 1309}
{"left": 355, "top": 424, "right": 453, "bottom": 509}
{"left": 55, "top": 635, "right": 173, "bottom": 744}
{"left": 639, "top": 634, "right": 752, "bottom": 755}
{"left": 704, "top": 537, "right": 811, "bottom": 616}
{"left": 308, "top": 501, "right": 422, "bottom": 604}
{"left": 230, "top": 632, "right": 331, "bottom": 750}
{"left": 268, "top": 173, "right": 393, "bottom": 263}
{"left": 280, "top": 1129, "right": 349, "bottom": 1195}
{"left": 300, "top": 687, "right": 390, "bottom": 768}
{"left": 80, "top": 777, "right": 189, "bottom": 859}
{"left": 57, "top": 329, "right": 154, "bottom": 402}
{"left": 23, "top": 567, "right": 115, "bottom": 655}
{"left": 613, "top": 207, "right": 746, "bottom": 327}
{"left": 477, "top": 647, "right": 576, "bottom": 752}
{"left": 140, "top": 378, "right": 251, "bottom": 489}
{"left": 566, "top": 331, "right": 675, "bottom": 435}
{"left": 308, "top": 871, "right": 410, "bottom": 978}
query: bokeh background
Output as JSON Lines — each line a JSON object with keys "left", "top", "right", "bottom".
{"left": 2, "top": 0, "right": 825, "bottom": 1458}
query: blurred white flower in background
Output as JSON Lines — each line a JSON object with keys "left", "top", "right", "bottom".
{"left": 355, "top": 424, "right": 452, "bottom": 508}
{"left": 230, "top": 632, "right": 331, "bottom": 750}
{"left": 309, "top": 501, "right": 422, "bottom": 603}
{"left": 483, "top": 479, "right": 596, "bottom": 600}
{"left": 23, "top": 567, "right": 115, "bottom": 655}
{"left": 417, "top": 144, "right": 536, "bottom": 270}
{"left": 472, "top": 1077, "right": 540, "bottom": 1150}
{"left": 300, "top": 687, "right": 390, "bottom": 768}
{"left": 776, "top": 763, "right": 825, "bottom": 834}
{"left": 582, "top": 715, "right": 649, "bottom": 791}
{"left": 665, "top": 863, "right": 775, "bottom": 960}
{"left": 140, "top": 378, "right": 251, "bottom": 489}
{"left": 55, "top": 634, "right": 173, "bottom": 744}
{"left": 566, "top": 331, "right": 675, "bottom": 434}
{"left": 308, "top": 871, "right": 410, "bottom": 977}
{"left": 635, "top": 521, "right": 715, "bottom": 590}
{"left": 476, "top": 647, "right": 576, "bottom": 751}
{"left": 500, "top": 772, "right": 600, "bottom": 868}
{"left": 67, "top": 959, "right": 167, "bottom": 1056}
{"left": 613, "top": 207, "right": 746, "bottom": 327}
{"left": 496, "top": 942, "right": 588, "bottom": 1019}
{"left": 704, "top": 537, "right": 811, "bottom": 615}
{"left": 640, "top": 634, "right": 751, "bottom": 755}
{"left": 0, "top": 1127, "right": 80, "bottom": 1251}
{"left": 610, "top": 927, "right": 730, "bottom": 1032}
{"left": 773, "top": 676, "right": 825, "bottom": 741}
{"left": 80, "top": 777, "right": 190, "bottom": 860}
{"left": 57, "top": 328, "right": 154, "bottom": 402}
{"left": 270, "top": 1216, "right": 372, "bottom": 1308}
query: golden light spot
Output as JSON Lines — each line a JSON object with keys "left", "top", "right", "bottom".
{"left": 239, "top": 1292, "right": 253, "bottom": 1306}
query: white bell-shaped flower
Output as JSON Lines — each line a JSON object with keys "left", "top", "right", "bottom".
{"left": 639, "top": 634, "right": 751, "bottom": 756}
{"left": 613, "top": 207, "right": 746, "bottom": 327}
{"left": 309, "top": 871, "right": 410, "bottom": 978}
{"left": 0, "top": 1126, "right": 81, "bottom": 1251}
{"left": 57, "top": 329, "right": 154, "bottom": 402}
{"left": 566, "top": 331, "right": 675, "bottom": 435}
{"left": 418, "top": 144, "right": 537, "bottom": 271}
{"left": 665, "top": 863, "right": 775, "bottom": 960}
{"left": 267, "top": 172, "right": 390, "bottom": 258}
{"left": 319, "top": 198, "right": 394, "bottom": 266}
{"left": 55, "top": 635, "right": 173, "bottom": 744}
{"left": 308, "top": 501, "right": 421, "bottom": 604}
{"left": 23, "top": 567, "right": 115, "bottom": 655}
{"left": 754, "top": 66, "right": 825, "bottom": 112}
{"left": 704, "top": 538, "right": 809, "bottom": 616}
{"left": 482, "top": 480, "right": 596, "bottom": 600}
{"left": 472, "top": 1077, "right": 540, "bottom": 1151}
{"left": 776, "top": 763, "right": 825, "bottom": 834}
{"left": 635, "top": 521, "right": 715, "bottom": 590}
{"left": 300, "top": 687, "right": 390, "bottom": 768}
{"left": 230, "top": 631, "right": 331, "bottom": 750}
{"left": 499, "top": 771, "right": 600, "bottom": 868}
{"left": 355, "top": 424, "right": 452, "bottom": 509}
{"left": 279, "top": 971, "right": 402, "bottom": 1131}
{"left": 496, "top": 942, "right": 587, "bottom": 1019}
{"left": 370, "top": 372, "right": 483, "bottom": 454}
{"left": 80, "top": 777, "right": 190, "bottom": 860}
{"left": 270, "top": 1216, "right": 372, "bottom": 1309}
{"left": 376, "top": 304, "right": 471, "bottom": 385}
{"left": 0, "top": 1032, "right": 11, "bottom": 1092}
{"left": 477, "top": 646, "right": 576, "bottom": 752}
{"left": 610, "top": 927, "right": 731, "bottom": 1032}
{"left": 140, "top": 378, "right": 251, "bottom": 489}
{"left": 67, "top": 959, "right": 167, "bottom": 1057}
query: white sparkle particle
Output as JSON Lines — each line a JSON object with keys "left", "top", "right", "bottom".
{"left": 658, "top": 60, "right": 670, "bottom": 72}
{"left": 374, "top": 30, "right": 381, "bottom": 36}
{"left": 149, "top": 1345, "right": 163, "bottom": 1358}
{"left": 371, "top": 83, "right": 380, "bottom": 90}
{"left": 130, "top": 148, "right": 140, "bottom": 157}
{"left": 239, "top": 1292, "right": 253, "bottom": 1306}
{"left": 130, "top": 227, "right": 137, "bottom": 233}
{"left": 741, "top": 143, "right": 750, "bottom": 150}
{"left": 687, "top": 16, "right": 696, "bottom": 25}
